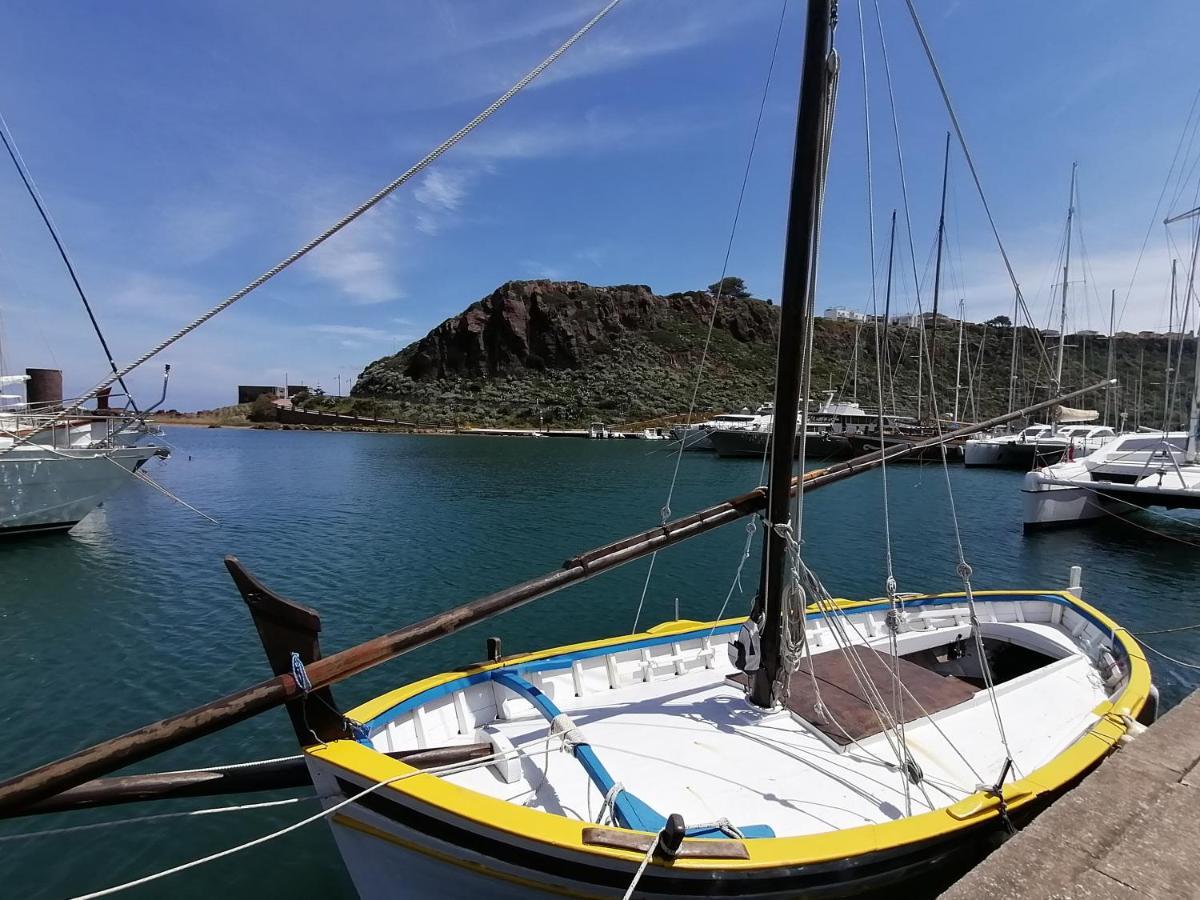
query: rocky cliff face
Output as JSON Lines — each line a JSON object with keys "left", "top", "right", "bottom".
{"left": 351, "top": 279, "right": 1192, "bottom": 429}
{"left": 379, "top": 280, "right": 777, "bottom": 382}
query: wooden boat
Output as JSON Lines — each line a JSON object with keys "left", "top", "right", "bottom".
{"left": 299, "top": 589, "right": 1152, "bottom": 898}
{"left": 0, "top": 2, "right": 1149, "bottom": 897}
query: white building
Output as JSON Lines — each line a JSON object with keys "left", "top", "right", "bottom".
{"left": 822, "top": 306, "right": 868, "bottom": 323}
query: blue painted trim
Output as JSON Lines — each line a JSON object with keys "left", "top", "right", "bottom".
{"left": 493, "top": 672, "right": 660, "bottom": 832}
{"left": 364, "top": 593, "right": 1118, "bottom": 733}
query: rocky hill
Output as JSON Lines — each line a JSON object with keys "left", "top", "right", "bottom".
{"left": 350, "top": 279, "right": 1194, "bottom": 429}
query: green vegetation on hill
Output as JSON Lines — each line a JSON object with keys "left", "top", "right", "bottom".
{"left": 349, "top": 280, "right": 1195, "bottom": 429}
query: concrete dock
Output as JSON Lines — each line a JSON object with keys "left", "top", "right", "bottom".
{"left": 941, "top": 691, "right": 1200, "bottom": 899}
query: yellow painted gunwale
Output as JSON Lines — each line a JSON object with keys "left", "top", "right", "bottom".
{"left": 308, "top": 589, "right": 1150, "bottom": 873}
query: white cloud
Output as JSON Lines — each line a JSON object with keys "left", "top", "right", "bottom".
{"left": 304, "top": 212, "right": 406, "bottom": 304}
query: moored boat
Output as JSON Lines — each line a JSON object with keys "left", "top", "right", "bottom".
{"left": 301, "top": 586, "right": 1152, "bottom": 899}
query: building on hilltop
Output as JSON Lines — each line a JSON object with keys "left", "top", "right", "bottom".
{"left": 821, "top": 306, "right": 868, "bottom": 323}
{"left": 237, "top": 384, "right": 309, "bottom": 404}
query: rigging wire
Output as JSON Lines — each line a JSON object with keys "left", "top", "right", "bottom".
{"left": 0, "top": 113, "right": 139, "bottom": 411}
{"left": 632, "top": 0, "right": 789, "bottom": 633}
{"left": 1115, "top": 86, "right": 1200, "bottom": 330}
{"left": 854, "top": 0, "right": 908, "bottom": 816}
{"left": 898, "top": 0, "right": 1051, "bottom": 375}
{"left": 1, "top": 0, "right": 626, "bottom": 456}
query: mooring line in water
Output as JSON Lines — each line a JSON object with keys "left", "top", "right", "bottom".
{"left": 0, "top": 796, "right": 315, "bottom": 844}
{"left": 61, "top": 742, "right": 543, "bottom": 898}
{"left": 102, "top": 455, "right": 220, "bottom": 526}
{"left": 1131, "top": 636, "right": 1200, "bottom": 672}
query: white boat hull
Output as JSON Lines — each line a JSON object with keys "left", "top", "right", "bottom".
{"left": 0, "top": 444, "right": 165, "bottom": 536}
{"left": 302, "top": 590, "right": 1151, "bottom": 899}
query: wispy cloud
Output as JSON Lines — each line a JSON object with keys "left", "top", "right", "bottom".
{"left": 412, "top": 168, "right": 471, "bottom": 235}
{"left": 304, "top": 210, "right": 406, "bottom": 305}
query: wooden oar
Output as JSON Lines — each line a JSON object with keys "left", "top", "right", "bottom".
{"left": 0, "top": 379, "right": 1113, "bottom": 816}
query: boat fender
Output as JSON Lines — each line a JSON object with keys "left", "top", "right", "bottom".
{"left": 729, "top": 618, "right": 762, "bottom": 673}
{"left": 1137, "top": 685, "right": 1160, "bottom": 727}
{"left": 1117, "top": 714, "right": 1148, "bottom": 746}
{"left": 656, "top": 814, "right": 687, "bottom": 860}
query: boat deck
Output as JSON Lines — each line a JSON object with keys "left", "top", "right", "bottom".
{"left": 439, "top": 645, "right": 1107, "bottom": 837}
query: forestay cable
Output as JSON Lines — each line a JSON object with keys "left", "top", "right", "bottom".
{"left": 2, "top": 0, "right": 625, "bottom": 454}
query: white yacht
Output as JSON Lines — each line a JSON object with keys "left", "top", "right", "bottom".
{"left": 965, "top": 422, "right": 1118, "bottom": 469}
{"left": 0, "top": 374, "right": 168, "bottom": 537}
{"left": 1021, "top": 431, "right": 1190, "bottom": 528}
{"left": 670, "top": 404, "right": 773, "bottom": 451}
{"left": 709, "top": 394, "right": 887, "bottom": 460}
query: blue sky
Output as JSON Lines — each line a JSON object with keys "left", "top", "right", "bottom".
{"left": 0, "top": 1, "right": 1198, "bottom": 410}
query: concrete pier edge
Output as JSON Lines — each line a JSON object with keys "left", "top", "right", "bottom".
{"left": 940, "top": 690, "right": 1200, "bottom": 899}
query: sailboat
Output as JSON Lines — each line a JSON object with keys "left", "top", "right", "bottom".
{"left": 0, "top": 4, "right": 1152, "bottom": 897}
{"left": 0, "top": 371, "right": 168, "bottom": 536}
{"left": 274, "top": 5, "right": 1149, "bottom": 896}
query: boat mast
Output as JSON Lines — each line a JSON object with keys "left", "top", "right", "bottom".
{"left": 1008, "top": 287, "right": 1020, "bottom": 415}
{"left": 1105, "top": 288, "right": 1116, "bottom": 427}
{"left": 953, "top": 298, "right": 965, "bottom": 422}
{"left": 749, "top": 0, "right": 834, "bottom": 711}
{"left": 883, "top": 210, "right": 897, "bottom": 416}
{"left": 1053, "top": 163, "right": 1076, "bottom": 397}
{"left": 1165, "top": 259, "right": 1177, "bottom": 428}
{"left": 929, "top": 131, "right": 951, "bottom": 416}
{"left": 852, "top": 321, "right": 861, "bottom": 400}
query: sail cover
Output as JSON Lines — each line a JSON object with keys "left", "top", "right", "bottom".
{"left": 0, "top": 375, "right": 30, "bottom": 387}
{"left": 1055, "top": 405, "right": 1099, "bottom": 423}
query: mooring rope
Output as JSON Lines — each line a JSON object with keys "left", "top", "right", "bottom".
{"left": 61, "top": 741, "right": 542, "bottom": 899}
{"left": 0, "top": 0, "right": 626, "bottom": 457}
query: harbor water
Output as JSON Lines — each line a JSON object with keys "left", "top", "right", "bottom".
{"left": 2, "top": 427, "right": 1198, "bottom": 898}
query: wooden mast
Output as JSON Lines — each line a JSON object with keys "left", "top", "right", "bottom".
{"left": 748, "top": 0, "right": 835, "bottom": 710}
{"left": 929, "top": 131, "right": 951, "bottom": 410}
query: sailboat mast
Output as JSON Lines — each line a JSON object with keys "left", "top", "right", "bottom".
{"left": 749, "top": 0, "right": 834, "bottom": 711}
{"left": 852, "top": 322, "right": 860, "bottom": 400}
{"left": 1054, "top": 163, "right": 1076, "bottom": 396}
{"left": 1008, "top": 288, "right": 1019, "bottom": 415}
{"left": 883, "top": 210, "right": 897, "bottom": 415}
{"left": 929, "top": 131, "right": 951, "bottom": 412}
{"left": 1188, "top": 327, "right": 1200, "bottom": 464}
{"left": 1105, "top": 288, "right": 1116, "bottom": 427}
{"left": 953, "top": 299, "right": 965, "bottom": 422}
{"left": 1165, "top": 259, "right": 1177, "bottom": 428}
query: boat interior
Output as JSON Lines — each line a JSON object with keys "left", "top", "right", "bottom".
{"left": 351, "top": 592, "right": 1135, "bottom": 840}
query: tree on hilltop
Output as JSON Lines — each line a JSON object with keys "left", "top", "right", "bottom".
{"left": 986, "top": 314, "right": 1012, "bottom": 328}
{"left": 707, "top": 276, "right": 752, "bottom": 300}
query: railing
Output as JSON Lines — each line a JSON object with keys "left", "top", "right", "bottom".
{"left": 0, "top": 409, "right": 152, "bottom": 449}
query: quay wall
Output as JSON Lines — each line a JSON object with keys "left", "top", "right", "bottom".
{"left": 941, "top": 690, "right": 1200, "bottom": 899}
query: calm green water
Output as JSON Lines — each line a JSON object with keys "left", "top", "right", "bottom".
{"left": 2, "top": 428, "right": 1199, "bottom": 898}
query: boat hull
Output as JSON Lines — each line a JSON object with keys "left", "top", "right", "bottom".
{"left": 963, "top": 440, "right": 1063, "bottom": 469}
{"left": 844, "top": 434, "right": 964, "bottom": 463}
{"left": 309, "top": 767, "right": 1051, "bottom": 899}
{"left": 0, "top": 444, "right": 166, "bottom": 536}
{"left": 307, "top": 591, "right": 1150, "bottom": 900}
{"left": 708, "top": 430, "right": 851, "bottom": 460}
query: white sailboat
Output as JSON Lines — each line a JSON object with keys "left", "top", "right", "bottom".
{"left": 0, "top": 374, "right": 167, "bottom": 536}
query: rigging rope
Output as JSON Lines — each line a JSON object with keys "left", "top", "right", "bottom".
{"left": 1, "top": 0, "right": 625, "bottom": 457}
{"left": 62, "top": 740, "right": 547, "bottom": 899}
{"left": 0, "top": 113, "right": 139, "bottom": 412}
{"left": 634, "top": 0, "right": 789, "bottom": 634}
